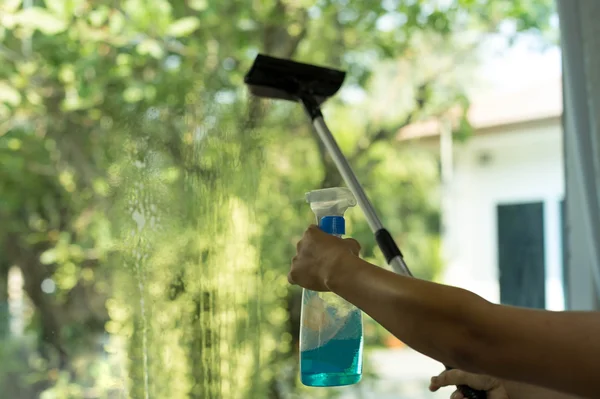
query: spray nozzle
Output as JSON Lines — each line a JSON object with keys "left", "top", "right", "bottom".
{"left": 305, "top": 187, "right": 357, "bottom": 223}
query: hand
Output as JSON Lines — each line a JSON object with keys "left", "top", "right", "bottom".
{"left": 430, "top": 369, "right": 509, "bottom": 399}
{"left": 288, "top": 225, "right": 361, "bottom": 291}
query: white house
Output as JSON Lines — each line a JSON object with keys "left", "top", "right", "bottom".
{"left": 397, "top": 77, "right": 566, "bottom": 310}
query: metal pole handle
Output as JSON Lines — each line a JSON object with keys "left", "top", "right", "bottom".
{"left": 310, "top": 111, "right": 411, "bottom": 277}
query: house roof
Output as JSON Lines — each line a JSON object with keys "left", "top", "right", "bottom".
{"left": 396, "top": 76, "right": 563, "bottom": 141}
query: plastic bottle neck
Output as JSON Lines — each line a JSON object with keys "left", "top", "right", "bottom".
{"left": 319, "top": 216, "right": 345, "bottom": 236}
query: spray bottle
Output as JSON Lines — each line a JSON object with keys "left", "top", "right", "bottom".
{"left": 299, "top": 187, "right": 364, "bottom": 387}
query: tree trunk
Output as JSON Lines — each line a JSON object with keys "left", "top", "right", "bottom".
{"left": 0, "top": 261, "right": 8, "bottom": 339}
{"left": 4, "top": 235, "right": 68, "bottom": 367}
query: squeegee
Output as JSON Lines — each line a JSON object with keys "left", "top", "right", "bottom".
{"left": 244, "top": 53, "right": 486, "bottom": 399}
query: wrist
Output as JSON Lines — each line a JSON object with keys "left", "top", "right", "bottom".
{"left": 323, "top": 250, "right": 362, "bottom": 292}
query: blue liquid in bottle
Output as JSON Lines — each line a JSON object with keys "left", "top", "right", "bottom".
{"left": 300, "top": 308, "right": 363, "bottom": 386}
{"left": 299, "top": 215, "right": 363, "bottom": 387}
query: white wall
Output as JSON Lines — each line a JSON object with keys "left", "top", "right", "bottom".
{"left": 441, "top": 119, "right": 566, "bottom": 309}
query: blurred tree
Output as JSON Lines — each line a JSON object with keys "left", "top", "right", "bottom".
{"left": 0, "top": 0, "right": 555, "bottom": 398}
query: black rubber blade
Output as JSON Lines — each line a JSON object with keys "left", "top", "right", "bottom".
{"left": 244, "top": 54, "right": 346, "bottom": 105}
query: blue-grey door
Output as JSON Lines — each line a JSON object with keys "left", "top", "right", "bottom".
{"left": 497, "top": 202, "right": 546, "bottom": 309}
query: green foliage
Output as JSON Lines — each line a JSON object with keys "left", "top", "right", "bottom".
{"left": 0, "top": 0, "right": 555, "bottom": 398}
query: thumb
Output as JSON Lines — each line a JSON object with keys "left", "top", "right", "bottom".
{"left": 343, "top": 238, "right": 361, "bottom": 255}
{"left": 431, "top": 370, "right": 497, "bottom": 392}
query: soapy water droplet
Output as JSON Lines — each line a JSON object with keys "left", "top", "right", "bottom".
{"left": 132, "top": 210, "right": 146, "bottom": 230}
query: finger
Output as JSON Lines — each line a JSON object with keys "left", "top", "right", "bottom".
{"left": 450, "top": 390, "right": 465, "bottom": 399}
{"left": 287, "top": 271, "right": 295, "bottom": 285}
{"left": 288, "top": 257, "right": 298, "bottom": 285}
{"left": 343, "top": 238, "right": 361, "bottom": 255}
{"left": 307, "top": 224, "right": 320, "bottom": 234}
{"left": 430, "top": 375, "right": 443, "bottom": 391}
{"left": 434, "top": 369, "right": 496, "bottom": 391}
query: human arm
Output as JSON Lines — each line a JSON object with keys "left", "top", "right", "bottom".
{"left": 429, "top": 369, "right": 583, "bottom": 399}
{"left": 288, "top": 225, "right": 600, "bottom": 398}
